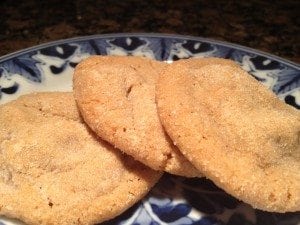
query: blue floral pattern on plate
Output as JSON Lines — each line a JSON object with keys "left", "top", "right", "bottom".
{"left": 0, "top": 34, "right": 299, "bottom": 225}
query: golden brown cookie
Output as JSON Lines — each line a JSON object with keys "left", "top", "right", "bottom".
{"left": 156, "top": 58, "right": 300, "bottom": 212}
{"left": 0, "top": 92, "right": 161, "bottom": 225}
{"left": 170, "top": 57, "right": 240, "bottom": 68}
{"left": 73, "top": 55, "right": 199, "bottom": 177}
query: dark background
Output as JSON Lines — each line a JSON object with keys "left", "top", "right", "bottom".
{"left": 0, "top": 0, "right": 299, "bottom": 63}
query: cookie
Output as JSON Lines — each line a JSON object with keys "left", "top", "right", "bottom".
{"left": 73, "top": 55, "right": 199, "bottom": 177}
{"left": 156, "top": 58, "right": 300, "bottom": 212}
{"left": 169, "top": 57, "right": 240, "bottom": 68}
{"left": 0, "top": 92, "right": 161, "bottom": 225}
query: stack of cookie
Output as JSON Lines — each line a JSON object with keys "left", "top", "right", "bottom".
{"left": 0, "top": 55, "right": 299, "bottom": 225}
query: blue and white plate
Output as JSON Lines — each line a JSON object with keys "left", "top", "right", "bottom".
{"left": 0, "top": 33, "right": 299, "bottom": 225}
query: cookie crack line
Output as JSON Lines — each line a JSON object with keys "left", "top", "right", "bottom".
{"left": 125, "top": 85, "right": 134, "bottom": 98}
{"left": 122, "top": 75, "right": 137, "bottom": 144}
{"left": 20, "top": 103, "right": 81, "bottom": 123}
{"left": 81, "top": 100, "right": 128, "bottom": 112}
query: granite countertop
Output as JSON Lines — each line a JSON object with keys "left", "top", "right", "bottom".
{"left": 0, "top": 0, "right": 299, "bottom": 64}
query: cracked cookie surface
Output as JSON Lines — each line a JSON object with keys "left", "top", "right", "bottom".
{"left": 156, "top": 58, "right": 300, "bottom": 212}
{"left": 73, "top": 56, "right": 199, "bottom": 177}
{"left": 0, "top": 92, "right": 161, "bottom": 225}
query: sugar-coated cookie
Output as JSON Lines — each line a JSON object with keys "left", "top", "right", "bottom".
{"left": 73, "top": 55, "right": 199, "bottom": 177}
{"left": 156, "top": 58, "right": 300, "bottom": 212}
{"left": 0, "top": 92, "right": 161, "bottom": 225}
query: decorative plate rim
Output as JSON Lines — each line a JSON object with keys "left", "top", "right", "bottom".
{"left": 0, "top": 33, "right": 299, "bottom": 69}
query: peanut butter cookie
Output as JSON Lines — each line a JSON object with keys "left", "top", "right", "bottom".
{"left": 0, "top": 92, "right": 161, "bottom": 225}
{"left": 156, "top": 58, "right": 300, "bottom": 212}
{"left": 73, "top": 56, "right": 199, "bottom": 177}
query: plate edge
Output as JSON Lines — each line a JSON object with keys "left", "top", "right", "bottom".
{"left": 0, "top": 33, "right": 299, "bottom": 69}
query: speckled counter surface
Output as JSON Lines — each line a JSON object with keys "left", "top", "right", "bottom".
{"left": 0, "top": 0, "right": 299, "bottom": 63}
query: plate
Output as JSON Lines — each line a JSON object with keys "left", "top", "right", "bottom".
{"left": 0, "top": 33, "right": 299, "bottom": 225}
